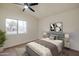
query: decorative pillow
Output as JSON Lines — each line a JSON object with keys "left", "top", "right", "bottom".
{"left": 49, "top": 36, "right": 54, "bottom": 40}
{"left": 41, "top": 38, "right": 50, "bottom": 40}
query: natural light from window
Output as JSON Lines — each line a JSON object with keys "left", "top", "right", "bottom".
{"left": 6, "top": 18, "right": 27, "bottom": 34}
{"left": 18, "top": 20, "right": 27, "bottom": 34}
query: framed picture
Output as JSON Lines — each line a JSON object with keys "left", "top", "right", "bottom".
{"left": 50, "top": 24, "right": 55, "bottom": 31}
{"left": 50, "top": 22, "right": 63, "bottom": 32}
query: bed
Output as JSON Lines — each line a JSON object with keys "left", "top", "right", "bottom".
{"left": 25, "top": 38, "right": 63, "bottom": 56}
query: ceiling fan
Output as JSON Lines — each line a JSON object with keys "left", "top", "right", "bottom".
{"left": 14, "top": 3, "right": 38, "bottom": 12}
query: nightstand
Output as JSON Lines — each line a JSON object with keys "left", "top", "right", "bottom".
{"left": 64, "top": 33, "right": 70, "bottom": 48}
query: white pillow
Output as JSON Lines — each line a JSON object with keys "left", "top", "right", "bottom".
{"left": 49, "top": 36, "right": 54, "bottom": 40}
{"left": 41, "top": 38, "right": 50, "bottom": 40}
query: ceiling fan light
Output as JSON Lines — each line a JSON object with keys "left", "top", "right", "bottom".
{"left": 24, "top": 5, "right": 28, "bottom": 9}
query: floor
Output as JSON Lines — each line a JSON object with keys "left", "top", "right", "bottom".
{"left": 0, "top": 44, "right": 26, "bottom": 56}
{"left": 61, "top": 48, "right": 79, "bottom": 56}
{"left": 0, "top": 46, "right": 79, "bottom": 56}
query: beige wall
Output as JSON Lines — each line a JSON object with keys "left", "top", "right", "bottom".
{"left": 38, "top": 8, "right": 79, "bottom": 51}
{"left": 0, "top": 3, "right": 79, "bottom": 51}
{"left": 0, "top": 4, "right": 38, "bottom": 48}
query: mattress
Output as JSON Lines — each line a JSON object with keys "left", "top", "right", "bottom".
{"left": 26, "top": 38, "right": 63, "bottom": 56}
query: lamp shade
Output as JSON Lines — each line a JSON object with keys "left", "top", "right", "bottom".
{"left": 43, "top": 32, "right": 48, "bottom": 38}
{"left": 43, "top": 32, "right": 47, "bottom": 35}
{"left": 65, "top": 33, "right": 69, "bottom": 38}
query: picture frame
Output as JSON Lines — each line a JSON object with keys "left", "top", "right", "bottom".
{"left": 50, "top": 22, "right": 63, "bottom": 32}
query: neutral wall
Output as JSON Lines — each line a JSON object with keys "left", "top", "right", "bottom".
{"left": 38, "top": 8, "right": 79, "bottom": 51}
{"left": 0, "top": 4, "right": 38, "bottom": 48}
{"left": 0, "top": 3, "right": 79, "bottom": 51}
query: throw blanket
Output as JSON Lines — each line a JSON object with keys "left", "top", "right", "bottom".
{"left": 34, "top": 39, "right": 58, "bottom": 56}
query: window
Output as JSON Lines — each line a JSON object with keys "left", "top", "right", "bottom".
{"left": 6, "top": 19, "right": 17, "bottom": 34}
{"left": 18, "top": 20, "right": 27, "bottom": 34}
{"left": 6, "top": 18, "right": 27, "bottom": 34}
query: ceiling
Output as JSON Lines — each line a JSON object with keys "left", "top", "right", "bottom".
{"left": 23, "top": 3, "right": 79, "bottom": 19}
{"left": 1, "top": 3, "right": 79, "bottom": 19}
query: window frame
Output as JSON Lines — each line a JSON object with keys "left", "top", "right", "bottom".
{"left": 6, "top": 18, "right": 27, "bottom": 35}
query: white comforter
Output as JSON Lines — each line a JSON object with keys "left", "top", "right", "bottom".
{"left": 26, "top": 38, "right": 63, "bottom": 56}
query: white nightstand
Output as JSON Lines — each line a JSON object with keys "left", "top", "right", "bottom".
{"left": 64, "top": 33, "right": 70, "bottom": 48}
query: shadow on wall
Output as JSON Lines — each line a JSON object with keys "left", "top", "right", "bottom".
{"left": 69, "top": 32, "right": 79, "bottom": 51}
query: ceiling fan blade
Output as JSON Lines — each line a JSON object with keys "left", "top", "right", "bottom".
{"left": 23, "top": 8, "right": 25, "bottom": 12}
{"left": 28, "top": 7, "right": 35, "bottom": 12}
{"left": 13, "top": 3, "right": 24, "bottom": 6}
{"left": 24, "top": 3, "right": 28, "bottom": 6}
{"left": 30, "top": 3, "right": 38, "bottom": 6}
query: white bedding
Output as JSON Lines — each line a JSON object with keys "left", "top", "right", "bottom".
{"left": 26, "top": 38, "right": 63, "bottom": 56}
{"left": 41, "top": 38, "right": 63, "bottom": 52}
